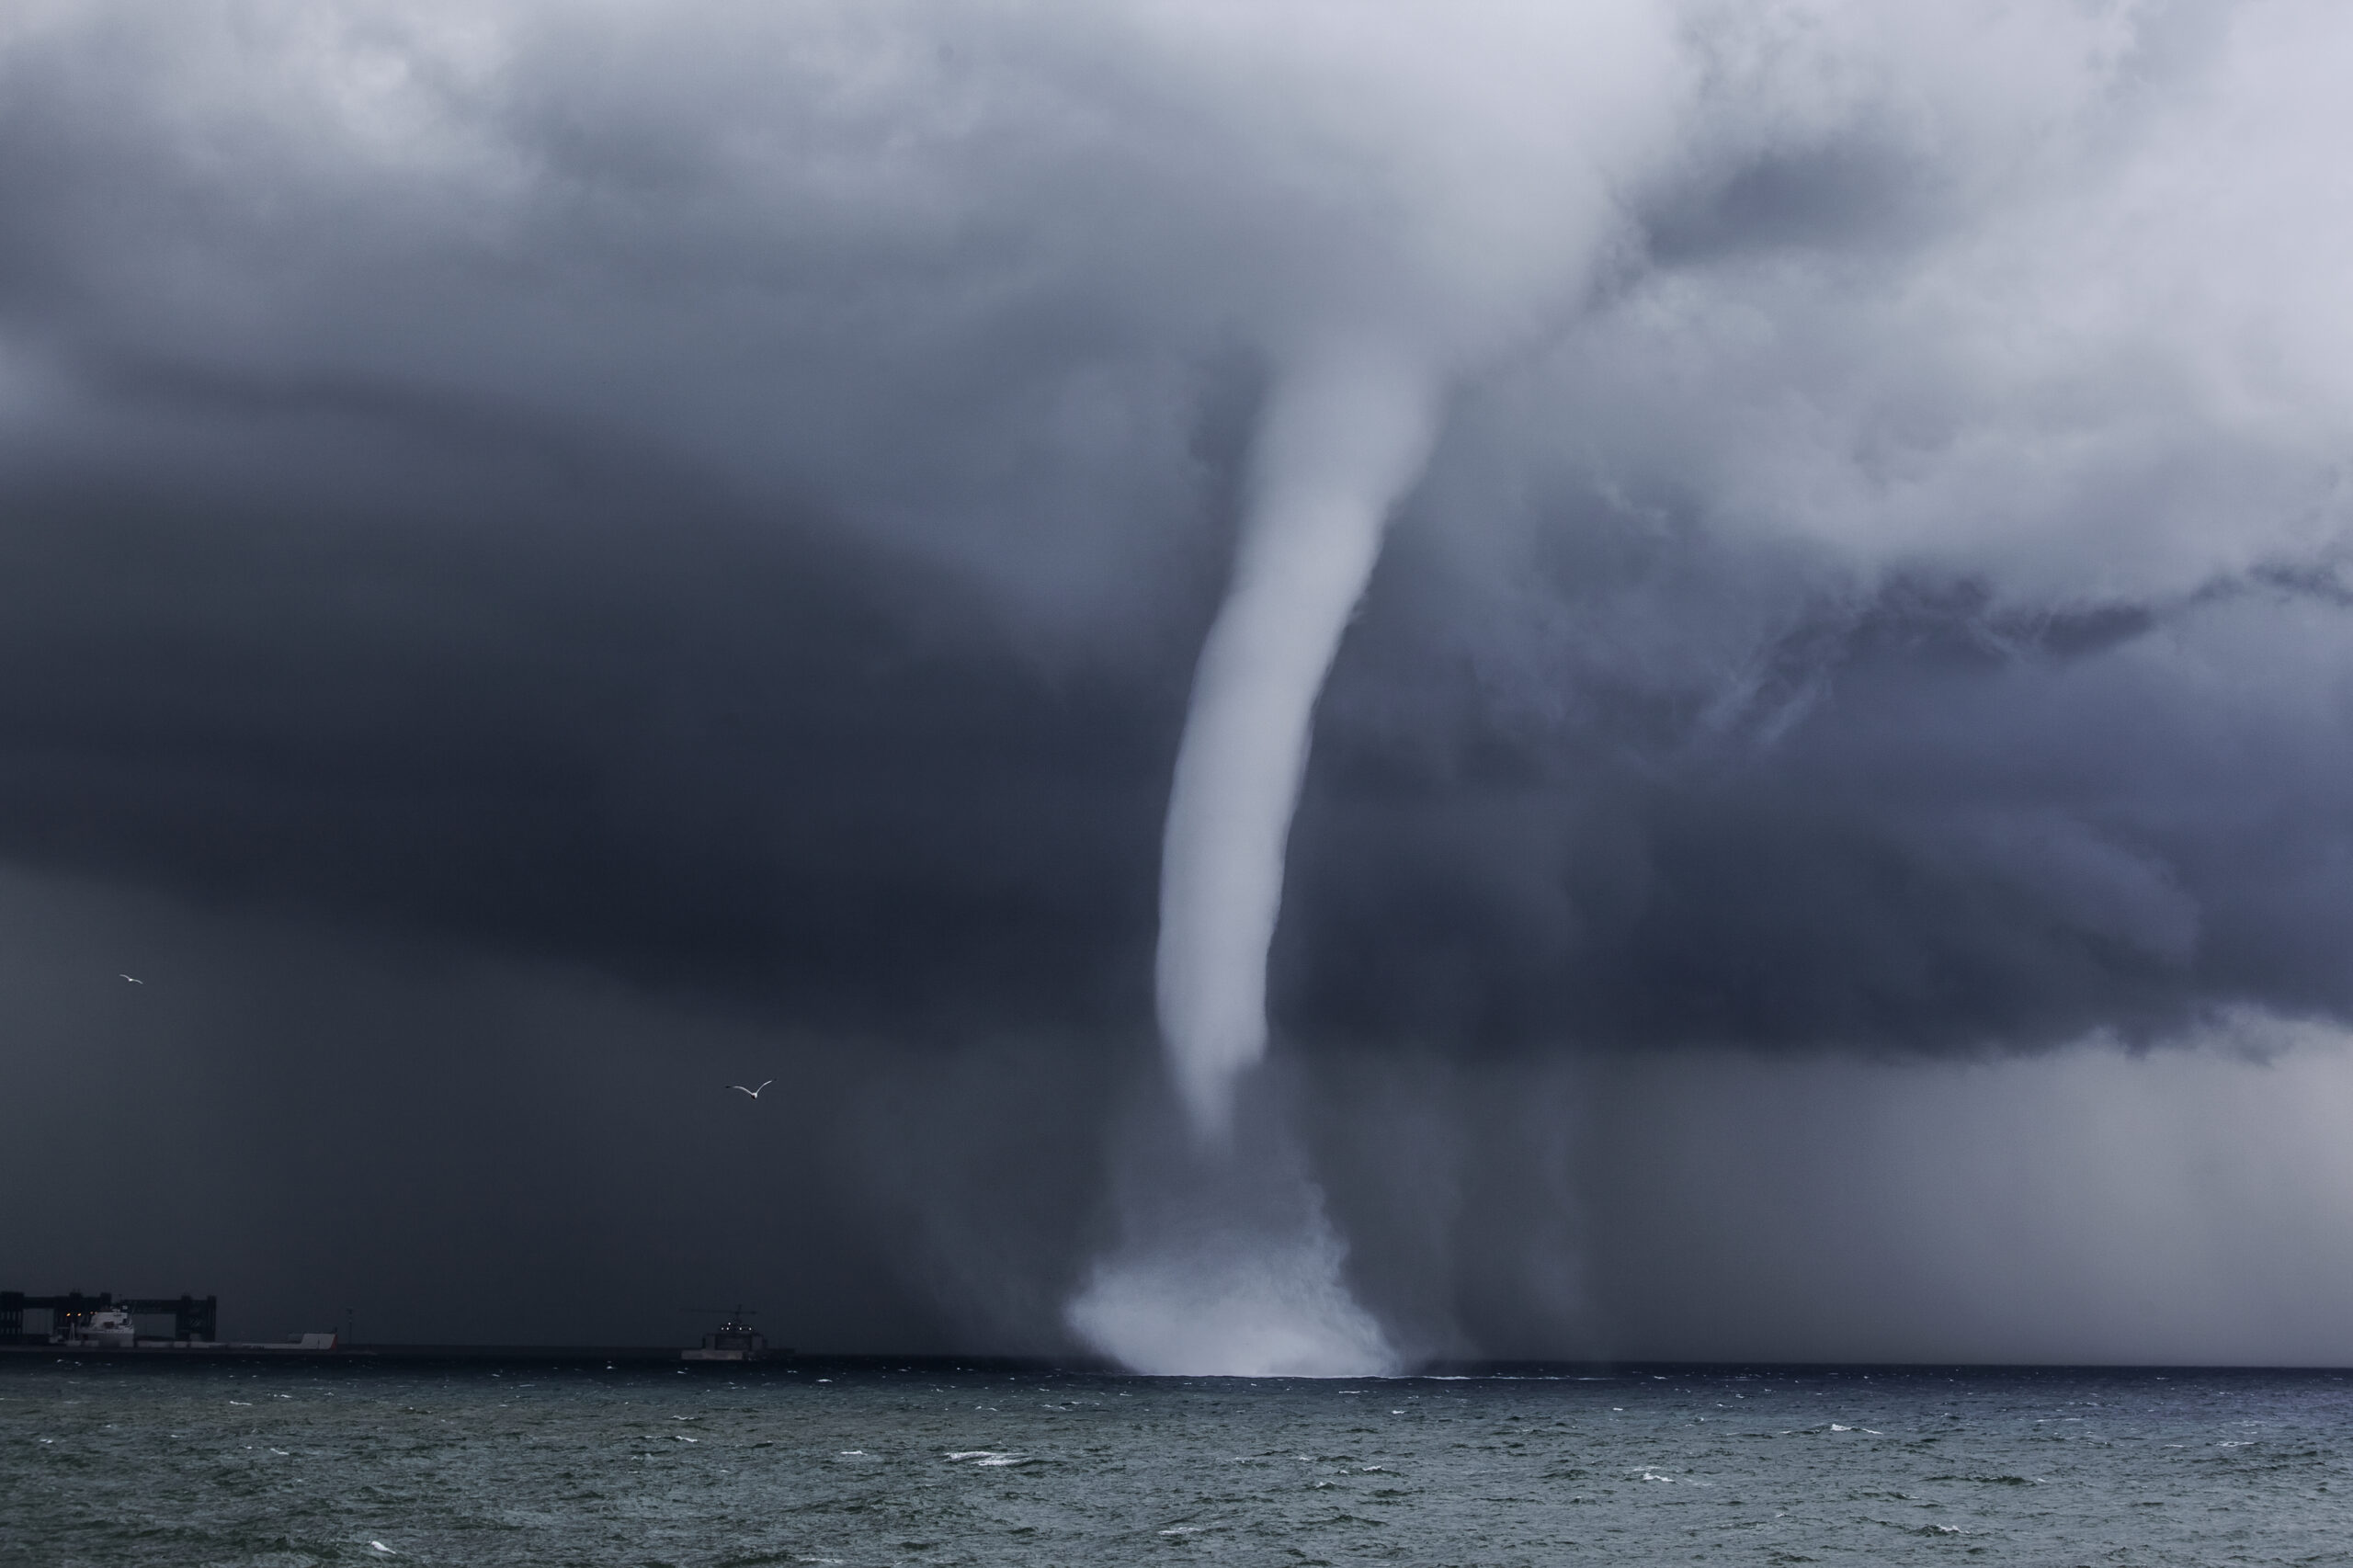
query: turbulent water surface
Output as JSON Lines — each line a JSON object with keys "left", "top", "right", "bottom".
{"left": 4, "top": 1359, "right": 2348, "bottom": 1565}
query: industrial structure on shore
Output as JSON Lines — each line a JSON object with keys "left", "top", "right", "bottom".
{"left": 2, "top": 1289, "right": 788, "bottom": 1363}
{"left": 3, "top": 1290, "right": 221, "bottom": 1346}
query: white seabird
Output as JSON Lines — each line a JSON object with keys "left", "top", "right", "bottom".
{"left": 730, "top": 1080, "right": 774, "bottom": 1099}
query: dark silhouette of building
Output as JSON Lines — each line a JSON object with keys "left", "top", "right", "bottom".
{"left": 1, "top": 1290, "right": 217, "bottom": 1344}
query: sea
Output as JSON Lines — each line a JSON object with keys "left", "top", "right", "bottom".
{"left": 5, "top": 1358, "right": 2348, "bottom": 1566}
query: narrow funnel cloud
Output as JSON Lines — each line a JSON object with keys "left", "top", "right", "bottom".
{"left": 1157, "top": 347, "right": 1441, "bottom": 1135}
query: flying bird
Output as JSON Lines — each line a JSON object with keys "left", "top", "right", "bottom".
{"left": 119, "top": 974, "right": 143, "bottom": 984}
{"left": 730, "top": 1080, "right": 774, "bottom": 1099}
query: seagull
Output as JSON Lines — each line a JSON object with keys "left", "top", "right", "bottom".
{"left": 119, "top": 974, "right": 144, "bottom": 984}
{"left": 730, "top": 1080, "right": 774, "bottom": 1099}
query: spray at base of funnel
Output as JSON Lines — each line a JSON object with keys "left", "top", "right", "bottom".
{"left": 1155, "top": 347, "right": 1441, "bottom": 1137}
{"left": 1066, "top": 1210, "right": 1397, "bottom": 1378}
{"left": 1063, "top": 1074, "right": 1400, "bottom": 1378}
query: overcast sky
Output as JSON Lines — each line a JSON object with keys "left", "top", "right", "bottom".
{"left": 7, "top": 0, "right": 2353, "bottom": 1359}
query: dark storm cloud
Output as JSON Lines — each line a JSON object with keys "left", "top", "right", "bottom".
{"left": 3, "top": 0, "right": 2351, "bottom": 1068}
{"left": 0, "top": 403, "right": 1187, "bottom": 1036}
{"left": 12, "top": 2, "right": 2353, "bottom": 1365}
{"left": 1287, "top": 554, "right": 2353, "bottom": 1054}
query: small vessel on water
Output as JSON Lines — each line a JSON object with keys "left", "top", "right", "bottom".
{"left": 71, "top": 1308, "right": 138, "bottom": 1349}
{"left": 682, "top": 1307, "right": 779, "bottom": 1362}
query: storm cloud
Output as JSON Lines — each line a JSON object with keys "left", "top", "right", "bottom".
{"left": 6, "top": 0, "right": 2353, "bottom": 1358}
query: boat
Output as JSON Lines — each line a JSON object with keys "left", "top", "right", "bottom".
{"left": 70, "top": 1307, "right": 138, "bottom": 1349}
{"left": 682, "top": 1308, "right": 776, "bottom": 1362}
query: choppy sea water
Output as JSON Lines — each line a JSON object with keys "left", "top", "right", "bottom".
{"left": 5, "top": 1359, "right": 2349, "bottom": 1566}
